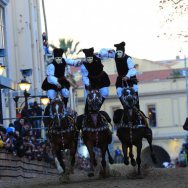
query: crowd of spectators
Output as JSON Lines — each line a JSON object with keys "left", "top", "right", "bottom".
{"left": 0, "top": 89, "right": 55, "bottom": 164}
{"left": 175, "top": 137, "right": 188, "bottom": 167}
{"left": 0, "top": 116, "right": 53, "bottom": 163}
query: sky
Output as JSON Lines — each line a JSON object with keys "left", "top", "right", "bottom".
{"left": 40, "top": 0, "right": 188, "bottom": 61}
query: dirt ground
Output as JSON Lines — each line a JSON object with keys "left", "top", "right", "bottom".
{"left": 1, "top": 164, "right": 188, "bottom": 188}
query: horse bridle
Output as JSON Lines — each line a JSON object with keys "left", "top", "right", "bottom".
{"left": 87, "top": 89, "right": 102, "bottom": 112}
{"left": 121, "top": 80, "right": 138, "bottom": 109}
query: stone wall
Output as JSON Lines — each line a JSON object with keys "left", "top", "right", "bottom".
{"left": 0, "top": 150, "right": 57, "bottom": 180}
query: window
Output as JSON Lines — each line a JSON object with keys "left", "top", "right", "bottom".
{"left": 0, "top": 6, "right": 5, "bottom": 49}
{"left": 0, "top": 5, "right": 5, "bottom": 66}
{"left": 147, "top": 104, "right": 157, "bottom": 127}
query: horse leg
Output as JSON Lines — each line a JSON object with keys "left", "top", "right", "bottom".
{"left": 54, "top": 149, "right": 65, "bottom": 175}
{"left": 145, "top": 128, "right": 157, "bottom": 164}
{"left": 122, "top": 143, "right": 129, "bottom": 165}
{"left": 93, "top": 151, "right": 97, "bottom": 167}
{"left": 129, "top": 146, "right": 136, "bottom": 166}
{"left": 136, "top": 143, "right": 142, "bottom": 175}
{"left": 100, "top": 145, "right": 108, "bottom": 178}
{"left": 86, "top": 143, "right": 95, "bottom": 177}
{"left": 69, "top": 142, "right": 77, "bottom": 174}
{"left": 107, "top": 147, "right": 114, "bottom": 164}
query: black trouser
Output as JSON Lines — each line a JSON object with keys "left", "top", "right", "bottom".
{"left": 63, "top": 97, "right": 68, "bottom": 108}
{"left": 135, "top": 92, "right": 140, "bottom": 110}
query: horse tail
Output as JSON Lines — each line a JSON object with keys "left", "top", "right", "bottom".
{"left": 145, "top": 128, "right": 157, "bottom": 164}
{"left": 107, "top": 147, "right": 114, "bottom": 164}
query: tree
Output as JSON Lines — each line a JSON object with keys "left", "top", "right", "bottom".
{"left": 158, "top": 0, "right": 188, "bottom": 41}
{"left": 50, "top": 38, "right": 81, "bottom": 58}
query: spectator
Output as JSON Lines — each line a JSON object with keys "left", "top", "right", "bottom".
{"left": 14, "top": 118, "right": 29, "bottom": 137}
{"left": 43, "top": 41, "right": 50, "bottom": 54}
{"left": 0, "top": 139, "right": 4, "bottom": 149}
{"left": 42, "top": 32, "right": 47, "bottom": 44}
{"left": 114, "top": 146, "right": 123, "bottom": 163}
{"left": 31, "top": 102, "right": 43, "bottom": 139}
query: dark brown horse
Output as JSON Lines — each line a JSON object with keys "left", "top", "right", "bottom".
{"left": 113, "top": 82, "right": 157, "bottom": 175}
{"left": 77, "top": 89, "right": 114, "bottom": 177}
{"left": 47, "top": 97, "right": 78, "bottom": 182}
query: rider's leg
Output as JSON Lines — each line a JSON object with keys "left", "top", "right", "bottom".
{"left": 47, "top": 89, "right": 56, "bottom": 116}
{"left": 99, "top": 87, "right": 109, "bottom": 109}
{"left": 63, "top": 97, "right": 68, "bottom": 108}
{"left": 133, "top": 84, "right": 140, "bottom": 110}
{"left": 135, "top": 92, "right": 140, "bottom": 110}
{"left": 61, "top": 88, "right": 69, "bottom": 112}
{"left": 117, "top": 87, "right": 124, "bottom": 106}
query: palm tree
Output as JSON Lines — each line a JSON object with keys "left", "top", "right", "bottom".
{"left": 50, "top": 38, "right": 81, "bottom": 58}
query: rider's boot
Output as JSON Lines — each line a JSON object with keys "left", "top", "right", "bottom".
{"left": 99, "top": 97, "right": 105, "bottom": 110}
{"left": 63, "top": 97, "right": 68, "bottom": 115}
{"left": 119, "top": 97, "right": 124, "bottom": 107}
{"left": 84, "top": 100, "right": 88, "bottom": 115}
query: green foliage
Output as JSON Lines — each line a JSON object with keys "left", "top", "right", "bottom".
{"left": 170, "top": 69, "right": 183, "bottom": 78}
{"left": 50, "top": 38, "right": 81, "bottom": 58}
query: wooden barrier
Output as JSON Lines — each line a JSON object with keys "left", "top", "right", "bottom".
{"left": 0, "top": 150, "right": 58, "bottom": 180}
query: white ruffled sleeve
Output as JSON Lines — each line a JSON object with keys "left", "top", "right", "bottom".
{"left": 46, "top": 64, "right": 59, "bottom": 85}
{"left": 80, "top": 64, "right": 89, "bottom": 86}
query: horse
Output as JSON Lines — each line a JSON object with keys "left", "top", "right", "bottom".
{"left": 113, "top": 81, "right": 157, "bottom": 176}
{"left": 77, "top": 89, "right": 114, "bottom": 177}
{"left": 46, "top": 96, "right": 78, "bottom": 182}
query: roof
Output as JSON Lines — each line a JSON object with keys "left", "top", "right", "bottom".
{"left": 74, "top": 68, "right": 185, "bottom": 88}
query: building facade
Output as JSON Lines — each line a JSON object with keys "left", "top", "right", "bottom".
{"left": 0, "top": 0, "right": 45, "bottom": 125}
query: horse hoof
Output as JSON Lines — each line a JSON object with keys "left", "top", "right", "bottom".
{"left": 124, "top": 159, "right": 129, "bottom": 165}
{"left": 59, "top": 174, "right": 70, "bottom": 183}
{"left": 131, "top": 159, "right": 136, "bottom": 166}
{"left": 109, "top": 157, "right": 114, "bottom": 164}
{"left": 88, "top": 172, "right": 94, "bottom": 177}
{"left": 93, "top": 159, "right": 97, "bottom": 167}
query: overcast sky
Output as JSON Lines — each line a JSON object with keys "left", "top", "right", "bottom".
{"left": 40, "top": 0, "right": 188, "bottom": 61}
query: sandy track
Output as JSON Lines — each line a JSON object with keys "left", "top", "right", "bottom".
{"left": 1, "top": 164, "right": 188, "bottom": 188}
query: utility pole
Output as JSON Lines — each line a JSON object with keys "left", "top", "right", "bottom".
{"left": 184, "top": 55, "right": 188, "bottom": 116}
{"left": 42, "top": 0, "right": 48, "bottom": 38}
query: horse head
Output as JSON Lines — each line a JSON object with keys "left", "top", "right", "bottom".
{"left": 87, "top": 89, "right": 102, "bottom": 113}
{"left": 121, "top": 87, "right": 137, "bottom": 109}
{"left": 51, "top": 98, "right": 64, "bottom": 127}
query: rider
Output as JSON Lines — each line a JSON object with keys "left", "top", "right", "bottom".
{"left": 100, "top": 42, "right": 139, "bottom": 109}
{"left": 42, "top": 48, "right": 81, "bottom": 114}
{"left": 80, "top": 47, "right": 110, "bottom": 114}
{"left": 99, "top": 42, "right": 149, "bottom": 125}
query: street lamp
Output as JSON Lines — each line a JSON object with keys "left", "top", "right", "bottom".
{"left": 0, "top": 64, "right": 5, "bottom": 124}
{"left": 18, "top": 78, "right": 31, "bottom": 109}
{"left": 40, "top": 96, "right": 49, "bottom": 106}
{"left": 0, "top": 64, "right": 5, "bottom": 75}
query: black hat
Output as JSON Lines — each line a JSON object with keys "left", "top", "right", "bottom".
{"left": 53, "top": 48, "right": 64, "bottom": 58}
{"left": 82, "top": 47, "right": 94, "bottom": 57}
{"left": 114, "top": 42, "right": 125, "bottom": 52}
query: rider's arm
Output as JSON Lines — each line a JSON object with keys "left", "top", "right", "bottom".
{"left": 46, "top": 64, "right": 59, "bottom": 85}
{"left": 80, "top": 64, "right": 89, "bottom": 86}
{"left": 126, "top": 57, "right": 137, "bottom": 78}
{"left": 97, "top": 48, "right": 115, "bottom": 60}
{"left": 65, "top": 58, "right": 81, "bottom": 66}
